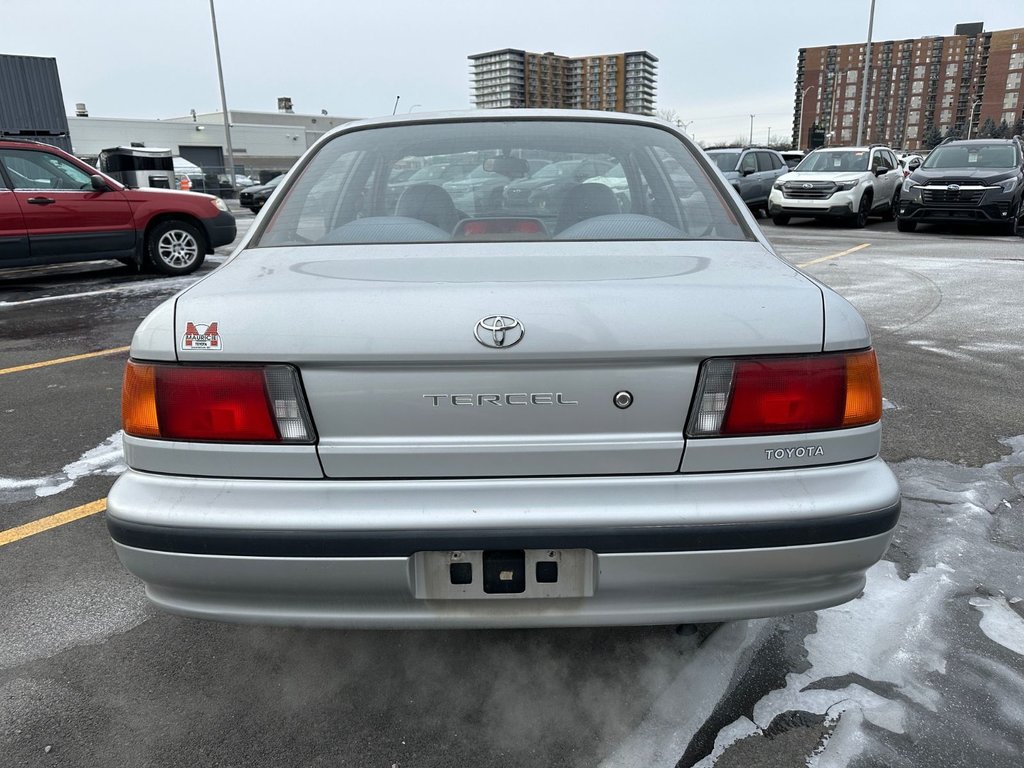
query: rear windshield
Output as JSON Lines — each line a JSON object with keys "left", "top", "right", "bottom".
{"left": 256, "top": 120, "right": 749, "bottom": 246}
{"left": 923, "top": 144, "right": 1019, "bottom": 170}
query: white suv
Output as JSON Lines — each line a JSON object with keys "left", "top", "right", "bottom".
{"left": 768, "top": 146, "right": 903, "bottom": 227}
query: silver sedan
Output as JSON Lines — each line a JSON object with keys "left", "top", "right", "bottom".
{"left": 107, "top": 111, "right": 900, "bottom": 628}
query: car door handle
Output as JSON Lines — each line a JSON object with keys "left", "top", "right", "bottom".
{"left": 26, "top": 197, "right": 56, "bottom": 205}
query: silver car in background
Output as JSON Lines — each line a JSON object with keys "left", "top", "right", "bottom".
{"left": 108, "top": 111, "right": 900, "bottom": 628}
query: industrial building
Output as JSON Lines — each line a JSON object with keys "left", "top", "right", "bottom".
{"left": 793, "top": 22, "right": 1024, "bottom": 151}
{"left": 469, "top": 49, "right": 658, "bottom": 115}
{"left": 68, "top": 107, "right": 357, "bottom": 179}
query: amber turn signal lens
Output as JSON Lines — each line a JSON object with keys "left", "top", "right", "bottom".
{"left": 842, "top": 349, "right": 883, "bottom": 427}
{"left": 122, "top": 361, "right": 160, "bottom": 438}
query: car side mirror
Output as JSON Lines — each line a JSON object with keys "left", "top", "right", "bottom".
{"left": 741, "top": 168, "right": 755, "bottom": 177}
{"left": 908, "top": 160, "right": 921, "bottom": 171}
{"left": 874, "top": 167, "right": 887, "bottom": 176}
{"left": 90, "top": 174, "right": 110, "bottom": 191}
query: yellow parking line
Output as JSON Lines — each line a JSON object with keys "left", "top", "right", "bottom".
{"left": 0, "top": 346, "right": 130, "bottom": 376}
{"left": 0, "top": 498, "right": 107, "bottom": 547}
{"left": 797, "top": 242, "right": 871, "bottom": 268}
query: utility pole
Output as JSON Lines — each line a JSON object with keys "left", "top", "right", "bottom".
{"left": 749, "top": 114, "right": 755, "bottom": 145}
{"left": 855, "top": 0, "right": 877, "bottom": 145}
{"left": 392, "top": 96, "right": 401, "bottom": 115}
{"left": 209, "top": 0, "right": 236, "bottom": 193}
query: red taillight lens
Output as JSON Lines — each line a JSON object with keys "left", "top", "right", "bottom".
{"left": 688, "top": 350, "right": 883, "bottom": 437}
{"left": 122, "top": 362, "right": 314, "bottom": 443}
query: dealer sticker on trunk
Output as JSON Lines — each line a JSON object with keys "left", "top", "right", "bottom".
{"left": 181, "top": 322, "right": 222, "bottom": 351}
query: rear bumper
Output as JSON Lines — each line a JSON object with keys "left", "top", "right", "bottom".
{"left": 107, "top": 458, "right": 900, "bottom": 627}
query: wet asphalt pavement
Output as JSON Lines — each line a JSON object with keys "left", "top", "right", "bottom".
{"left": 1, "top": 212, "right": 1022, "bottom": 767}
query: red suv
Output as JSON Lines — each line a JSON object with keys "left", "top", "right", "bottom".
{"left": 0, "top": 139, "right": 236, "bottom": 275}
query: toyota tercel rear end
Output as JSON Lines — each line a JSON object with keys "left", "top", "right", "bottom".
{"left": 107, "top": 111, "right": 900, "bottom": 628}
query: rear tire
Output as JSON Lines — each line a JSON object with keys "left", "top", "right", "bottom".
{"left": 896, "top": 218, "right": 917, "bottom": 233}
{"left": 146, "top": 219, "right": 206, "bottom": 276}
{"left": 772, "top": 214, "right": 790, "bottom": 226}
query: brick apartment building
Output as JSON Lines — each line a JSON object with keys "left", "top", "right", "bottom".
{"left": 794, "top": 22, "right": 1024, "bottom": 151}
{"left": 469, "top": 49, "right": 657, "bottom": 115}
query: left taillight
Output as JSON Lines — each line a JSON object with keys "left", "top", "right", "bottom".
{"left": 122, "top": 362, "right": 315, "bottom": 443}
{"left": 687, "top": 349, "right": 883, "bottom": 437}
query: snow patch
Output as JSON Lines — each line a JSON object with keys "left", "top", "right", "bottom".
{"left": 969, "top": 596, "right": 1024, "bottom": 657}
{"left": 0, "top": 432, "right": 126, "bottom": 503}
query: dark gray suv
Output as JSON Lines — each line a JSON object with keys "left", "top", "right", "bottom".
{"left": 898, "top": 137, "right": 1024, "bottom": 235}
{"left": 707, "top": 147, "right": 789, "bottom": 217}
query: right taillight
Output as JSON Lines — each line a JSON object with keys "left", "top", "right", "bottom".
{"left": 122, "top": 361, "right": 316, "bottom": 443}
{"left": 687, "top": 349, "right": 882, "bottom": 437}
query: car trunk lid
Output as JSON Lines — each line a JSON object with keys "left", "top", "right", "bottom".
{"left": 173, "top": 241, "right": 824, "bottom": 478}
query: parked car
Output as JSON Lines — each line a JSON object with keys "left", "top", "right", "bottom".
{"left": 768, "top": 145, "right": 903, "bottom": 227}
{"left": 108, "top": 110, "right": 899, "bottom": 629}
{"left": 898, "top": 154, "right": 924, "bottom": 177}
{"left": 503, "top": 158, "right": 615, "bottom": 214}
{"left": 0, "top": 138, "right": 235, "bottom": 274}
{"left": 897, "top": 138, "right": 1024, "bottom": 235}
{"left": 442, "top": 157, "right": 530, "bottom": 216}
{"left": 779, "top": 150, "right": 805, "bottom": 170}
{"left": 582, "top": 163, "right": 631, "bottom": 210}
{"left": 706, "top": 147, "right": 789, "bottom": 216}
{"left": 238, "top": 174, "right": 285, "bottom": 213}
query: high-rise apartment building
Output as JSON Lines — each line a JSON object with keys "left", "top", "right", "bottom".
{"left": 469, "top": 49, "right": 657, "bottom": 115}
{"left": 794, "top": 23, "right": 1024, "bottom": 150}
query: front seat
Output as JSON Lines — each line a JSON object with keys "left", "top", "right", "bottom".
{"left": 554, "top": 183, "right": 620, "bottom": 234}
{"left": 395, "top": 184, "right": 460, "bottom": 233}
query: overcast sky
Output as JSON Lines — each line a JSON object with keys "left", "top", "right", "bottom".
{"left": 4, "top": 0, "right": 1021, "bottom": 144}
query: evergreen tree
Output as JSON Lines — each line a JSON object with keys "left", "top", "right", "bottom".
{"left": 979, "top": 117, "right": 998, "bottom": 138}
{"left": 922, "top": 125, "right": 944, "bottom": 149}
{"left": 994, "top": 120, "right": 1011, "bottom": 139}
{"left": 1013, "top": 118, "right": 1024, "bottom": 138}
{"left": 942, "top": 126, "right": 962, "bottom": 142}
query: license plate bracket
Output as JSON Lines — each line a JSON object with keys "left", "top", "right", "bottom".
{"left": 413, "top": 548, "right": 595, "bottom": 600}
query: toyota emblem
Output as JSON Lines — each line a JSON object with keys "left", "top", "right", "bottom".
{"left": 475, "top": 315, "right": 525, "bottom": 348}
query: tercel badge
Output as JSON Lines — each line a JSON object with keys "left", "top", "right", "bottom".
{"left": 181, "top": 322, "right": 222, "bottom": 351}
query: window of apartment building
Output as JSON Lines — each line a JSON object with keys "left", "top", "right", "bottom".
{"left": 1004, "top": 111, "right": 1019, "bottom": 124}
{"left": 907, "top": 125, "right": 919, "bottom": 138}
{"left": 942, "top": 94, "right": 954, "bottom": 108}
{"left": 1004, "top": 92, "right": 1019, "bottom": 110}
{"left": 911, "top": 95, "right": 922, "bottom": 109}
{"left": 914, "top": 65, "right": 926, "bottom": 78}
{"left": 1007, "top": 72, "right": 1023, "bottom": 90}
{"left": 940, "top": 109, "right": 952, "bottom": 124}
{"left": 945, "top": 78, "right": 955, "bottom": 92}
{"left": 842, "top": 114, "right": 853, "bottom": 127}
{"left": 847, "top": 70, "right": 858, "bottom": 82}
{"left": 1011, "top": 52, "right": 1024, "bottom": 70}
{"left": 846, "top": 84, "right": 857, "bottom": 98}
{"left": 844, "top": 99, "right": 855, "bottom": 112}
{"left": 912, "top": 81, "right": 924, "bottom": 94}
{"left": 908, "top": 111, "right": 920, "bottom": 124}
{"left": 841, "top": 128, "right": 853, "bottom": 141}
{"left": 946, "top": 62, "right": 958, "bottom": 77}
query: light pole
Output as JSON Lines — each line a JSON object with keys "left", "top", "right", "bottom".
{"left": 967, "top": 99, "right": 983, "bottom": 139}
{"left": 855, "top": 0, "right": 877, "bottom": 145}
{"left": 749, "top": 114, "right": 755, "bottom": 146}
{"left": 767, "top": 126, "right": 772, "bottom": 145}
{"left": 208, "top": 0, "right": 236, "bottom": 193}
{"left": 798, "top": 85, "right": 815, "bottom": 150}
